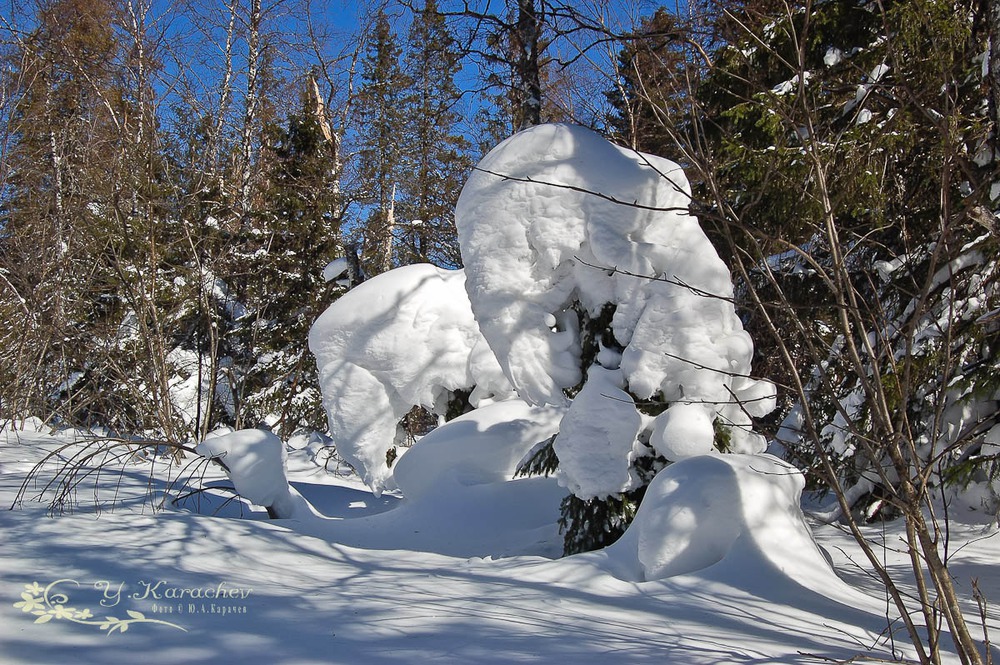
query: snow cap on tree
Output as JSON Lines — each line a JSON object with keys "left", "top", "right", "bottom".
{"left": 456, "top": 123, "right": 775, "bottom": 499}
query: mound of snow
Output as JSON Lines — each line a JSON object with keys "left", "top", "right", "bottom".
{"left": 393, "top": 399, "right": 564, "bottom": 501}
{"left": 308, "top": 264, "right": 513, "bottom": 494}
{"left": 608, "top": 454, "right": 841, "bottom": 587}
{"left": 197, "top": 429, "right": 314, "bottom": 519}
{"left": 649, "top": 402, "right": 716, "bottom": 462}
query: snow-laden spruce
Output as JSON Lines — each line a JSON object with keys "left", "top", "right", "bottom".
{"left": 456, "top": 124, "right": 776, "bottom": 499}
{"left": 308, "top": 263, "right": 513, "bottom": 493}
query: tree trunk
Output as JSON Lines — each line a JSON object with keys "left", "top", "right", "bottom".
{"left": 990, "top": 0, "right": 1000, "bottom": 159}
{"left": 515, "top": 0, "right": 542, "bottom": 130}
{"left": 238, "top": 0, "right": 262, "bottom": 223}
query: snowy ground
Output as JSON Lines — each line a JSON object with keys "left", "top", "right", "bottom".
{"left": 2, "top": 427, "right": 1000, "bottom": 664}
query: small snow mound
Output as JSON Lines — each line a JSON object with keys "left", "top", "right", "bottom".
{"left": 610, "top": 454, "right": 836, "bottom": 585}
{"left": 649, "top": 402, "right": 716, "bottom": 462}
{"left": 393, "top": 400, "right": 564, "bottom": 502}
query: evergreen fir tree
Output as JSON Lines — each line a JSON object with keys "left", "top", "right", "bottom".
{"left": 469, "top": 0, "right": 568, "bottom": 152}
{"left": 605, "top": 8, "right": 690, "bottom": 159}
{"left": 398, "top": 0, "right": 471, "bottom": 268}
{"left": 0, "top": 0, "right": 138, "bottom": 428}
{"left": 238, "top": 78, "right": 345, "bottom": 436}
{"left": 692, "top": 0, "right": 996, "bottom": 517}
{"left": 354, "top": 11, "right": 410, "bottom": 276}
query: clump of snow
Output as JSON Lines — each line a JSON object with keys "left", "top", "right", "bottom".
{"left": 823, "top": 47, "right": 843, "bottom": 67}
{"left": 771, "top": 71, "right": 812, "bottom": 95}
{"left": 869, "top": 63, "right": 890, "bottom": 82}
{"left": 455, "top": 124, "right": 775, "bottom": 498}
{"left": 649, "top": 402, "right": 715, "bottom": 462}
{"left": 608, "top": 453, "right": 842, "bottom": 587}
{"left": 203, "top": 270, "right": 248, "bottom": 320}
{"left": 309, "top": 124, "right": 774, "bottom": 509}
{"left": 196, "top": 428, "right": 313, "bottom": 518}
{"left": 308, "top": 263, "right": 513, "bottom": 494}
{"left": 551, "top": 367, "right": 642, "bottom": 499}
{"left": 393, "top": 399, "right": 564, "bottom": 501}
{"left": 321, "top": 257, "right": 349, "bottom": 283}
{"left": 845, "top": 62, "right": 890, "bottom": 119}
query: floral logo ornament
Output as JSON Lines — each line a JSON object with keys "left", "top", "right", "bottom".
{"left": 13, "top": 580, "right": 186, "bottom": 634}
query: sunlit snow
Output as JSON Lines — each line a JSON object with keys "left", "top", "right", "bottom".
{"left": 3, "top": 124, "right": 998, "bottom": 665}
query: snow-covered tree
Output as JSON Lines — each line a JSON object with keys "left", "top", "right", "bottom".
{"left": 455, "top": 123, "right": 776, "bottom": 553}
{"left": 397, "top": 0, "right": 471, "bottom": 268}
{"left": 235, "top": 77, "right": 346, "bottom": 437}
{"left": 311, "top": 123, "right": 775, "bottom": 547}
{"left": 354, "top": 11, "right": 410, "bottom": 276}
{"left": 604, "top": 8, "right": 692, "bottom": 160}
{"left": 0, "top": 0, "right": 185, "bottom": 436}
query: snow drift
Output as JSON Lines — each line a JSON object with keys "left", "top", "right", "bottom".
{"left": 607, "top": 453, "right": 847, "bottom": 592}
{"left": 393, "top": 399, "right": 564, "bottom": 501}
{"left": 3, "top": 429, "right": 925, "bottom": 664}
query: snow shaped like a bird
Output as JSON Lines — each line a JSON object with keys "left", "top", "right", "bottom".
{"left": 308, "top": 264, "right": 513, "bottom": 494}
{"left": 456, "top": 123, "right": 776, "bottom": 499}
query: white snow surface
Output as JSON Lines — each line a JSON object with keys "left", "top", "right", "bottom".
{"left": 308, "top": 263, "right": 513, "bottom": 494}
{"left": 3, "top": 429, "right": 999, "bottom": 663}
{"left": 0, "top": 416, "right": 48, "bottom": 434}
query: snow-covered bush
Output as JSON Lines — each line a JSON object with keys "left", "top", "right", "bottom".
{"left": 196, "top": 428, "right": 314, "bottom": 518}
{"left": 308, "top": 263, "right": 513, "bottom": 493}
{"left": 455, "top": 123, "right": 776, "bottom": 552}
{"left": 309, "top": 124, "right": 775, "bottom": 552}
{"left": 774, "top": 232, "right": 1000, "bottom": 520}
